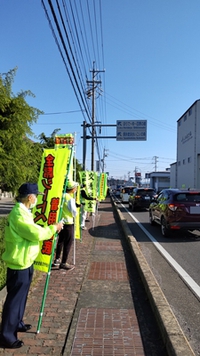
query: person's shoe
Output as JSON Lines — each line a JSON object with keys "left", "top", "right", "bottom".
{"left": 59, "top": 263, "right": 75, "bottom": 271}
{"left": 81, "top": 226, "right": 87, "bottom": 230}
{"left": 0, "top": 339, "right": 24, "bottom": 349}
{"left": 52, "top": 258, "right": 61, "bottom": 267}
{"left": 17, "top": 324, "right": 32, "bottom": 332}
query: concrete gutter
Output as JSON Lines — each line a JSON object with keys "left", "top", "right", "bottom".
{"left": 114, "top": 200, "right": 195, "bottom": 356}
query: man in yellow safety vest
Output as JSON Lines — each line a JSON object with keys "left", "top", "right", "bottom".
{"left": 52, "top": 180, "right": 79, "bottom": 270}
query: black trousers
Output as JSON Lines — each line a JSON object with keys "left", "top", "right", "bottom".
{"left": 55, "top": 224, "right": 74, "bottom": 263}
{"left": 1, "top": 265, "right": 33, "bottom": 344}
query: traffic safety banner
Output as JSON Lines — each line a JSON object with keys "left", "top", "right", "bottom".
{"left": 79, "top": 171, "right": 98, "bottom": 213}
{"left": 98, "top": 173, "right": 108, "bottom": 201}
{"left": 33, "top": 148, "right": 71, "bottom": 273}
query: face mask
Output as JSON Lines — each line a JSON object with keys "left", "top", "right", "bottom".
{"left": 30, "top": 196, "right": 37, "bottom": 209}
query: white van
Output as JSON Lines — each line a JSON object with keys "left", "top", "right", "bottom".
{"left": 120, "top": 186, "right": 134, "bottom": 203}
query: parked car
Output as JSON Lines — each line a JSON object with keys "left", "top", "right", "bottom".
{"left": 120, "top": 186, "right": 134, "bottom": 203}
{"left": 128, "top": 188, "right": 156, "bottom": 211}
{"left": 113, "top": 186, "right": 121, "bottom": 197}
{"left": 149, "top": 188, "right": 200, "bottom": 237}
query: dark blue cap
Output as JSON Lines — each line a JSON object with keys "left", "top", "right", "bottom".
{"left": 18, "top": 183, "right": 44, "bottom": 196}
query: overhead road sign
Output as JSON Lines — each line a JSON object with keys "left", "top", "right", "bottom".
{"left": 116, "top": 120, "right": 147, "bottom": 141}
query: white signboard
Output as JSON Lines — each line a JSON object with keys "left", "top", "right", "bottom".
{"left": 116, "top": 120, "right": 147, "bottom": 141}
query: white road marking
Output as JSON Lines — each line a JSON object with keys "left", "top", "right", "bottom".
{"left": 122, "top": 203, "right": 200, "bottom": 301}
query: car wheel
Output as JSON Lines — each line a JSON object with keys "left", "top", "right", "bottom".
{"left": 161, "top": 217, "right": 170, "bottom": 237}
{"left": 128, "top": 202, "right": 131, "bottom": 209}
{"left": 149, "top": 211, "right": 156, "bottom": 225}
{"left": 132, "top": 203, "right": 135, "bottom": 211}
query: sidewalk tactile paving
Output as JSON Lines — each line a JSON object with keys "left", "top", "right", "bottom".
{"left": 95, "top": 241, "right": 123, "bottom": 251}
{"left": 88, "top": 262, "right": 129, "bottom": 281}
{"left": 71, "top": 308, "right": 145, "bottom": 356}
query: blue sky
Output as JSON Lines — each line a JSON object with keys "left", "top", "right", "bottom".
{"left": 1, "top": 1, "right": 200, "bottom": 180}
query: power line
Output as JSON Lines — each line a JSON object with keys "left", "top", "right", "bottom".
{"left": 41, "top": 0, "right": 106, "bottom": 167}
{"left": 104, "top": 91, "right": 176, "bottom": 133}
{"left": 41, "top": 110, "right": 82, "bottom": 115}
{"left": 41, "top": 0, "right": 91, "bottom": 123}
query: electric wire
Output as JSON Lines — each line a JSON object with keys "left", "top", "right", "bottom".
{"left": 41, "top": 0, "right": 107, "bottom": 165}
{"left": 51, "top": 0, "right": 92, "bottom": 121}
{"left": 61, "top": 0, "right": 87, "bottom": 92}
{"left": 41, "top": 0, "right": 177, "bottom": 171}
{"left": 104, "top": 91, "right": 175, "bottom": 132}
{"left": 65, "top": 0, "right": 88, "bottom": 80}
{"left": 57, "top": 0, "right": 92, "bottom": 119}
{"left": 41, "top": 0, "right": 90, "bottom": 123}
{"left": 86, "top": 0, "right": 97, "bottom": 65}
{"left": 78, "top": 0, "right": 92, "bottom": 69}
{"left": 93, "top": 0, "right": 101, "bottom": 67}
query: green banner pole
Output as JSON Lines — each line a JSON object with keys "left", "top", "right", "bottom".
{"left": 36, "top": 145, "right": 74, "bottom": 333}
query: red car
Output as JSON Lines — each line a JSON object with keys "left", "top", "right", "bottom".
{"left": 149, "top": 188, "right": 200, "bottom": 237}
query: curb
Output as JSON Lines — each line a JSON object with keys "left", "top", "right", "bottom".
{"left": 113, "top": 199, "right": 195, "bottom": 356}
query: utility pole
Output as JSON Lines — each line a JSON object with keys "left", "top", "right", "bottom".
{"left": 82, "top": 121, "right": 87, "bottom": 170}
{"left": 87, "top": 61, "right": 105, "bottom": 171}
{"left": 81, "top": 123, "right": 116, "bottom": 171}
{"left": 153, "top": 156, "right": 158, "bottom": 171}
{"left": 101, "top": 148, "right": 108, "bottom": 172}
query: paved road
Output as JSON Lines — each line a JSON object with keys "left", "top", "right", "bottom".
{"left": 119, "top": 202, "right": 200, "bottom": 356}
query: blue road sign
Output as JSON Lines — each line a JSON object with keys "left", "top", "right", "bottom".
{"left": 116, "top": 120, "right": 147, "bottom": 141}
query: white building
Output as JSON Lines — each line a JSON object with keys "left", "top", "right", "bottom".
{"left": 171, "top": 99, "right": 200, "bottom": 189}
{"left": 149, "top": 170, "right": 170, "bottom": 192}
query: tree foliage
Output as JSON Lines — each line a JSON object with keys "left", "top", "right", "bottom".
{"left": 0, "top": 68, "right": 83, "bottom": 192}
{"left": 0, "top": 68, "right": 43, "bottom": 192}
{"left": 38, "top": 129, "right": 61, "bottom": 148}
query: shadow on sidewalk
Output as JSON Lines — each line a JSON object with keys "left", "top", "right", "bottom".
{"left": 86, "top": 202, "right": 168, "bottom": 355}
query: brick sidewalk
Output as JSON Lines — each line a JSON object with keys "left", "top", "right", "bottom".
{"left": 0, "top": 198, "right": 165, "bottom": 355}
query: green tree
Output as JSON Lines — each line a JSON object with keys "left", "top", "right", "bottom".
{"left": 74, "top": 159, "right": 83, "bottom": 183}
{"left": 38, "top": 128, "right": 61, "bottom": 148}
{"left": 0, "top": 68, "right": 43, "bottom": 192}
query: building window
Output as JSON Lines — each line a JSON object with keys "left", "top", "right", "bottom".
{"left": 183, "top": 159, "right": 185, "bottom": 165}
{"left": 189, "top": 108, "right": 192, "bottom": 116}
{"left": 178, "top": 120, "right": 181, "bottom": 126}
{"left": 184, "top": 114, "right": 187, "bottom": 121}
{"left": 188, "top": 157, "right": 191, "bottom": 163}
{"left": 178, "top": 161, "right": 181, "bottom": 166}
{"left": 159, "top": 177, "right": 170, "bottom": 182}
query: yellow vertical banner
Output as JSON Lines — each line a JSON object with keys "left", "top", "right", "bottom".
{"left": 33, "top": 148, "right": 71, "bottom": 272}
{"left": 98, "top": 173, "right": 108, "bottom": 201}
{"left": 79, "top": 171, "right": 98, "bottom": 212}
{"left": 54, "top": 133, "right": 74, "bottom": 180}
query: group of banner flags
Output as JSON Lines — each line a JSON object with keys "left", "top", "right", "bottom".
{"left": 32, "top": 134, "right": 108, "bottom": 274}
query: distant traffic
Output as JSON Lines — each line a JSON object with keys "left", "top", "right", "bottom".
{"left": 111, "top": 183, "right": 200, "bottom": 238}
